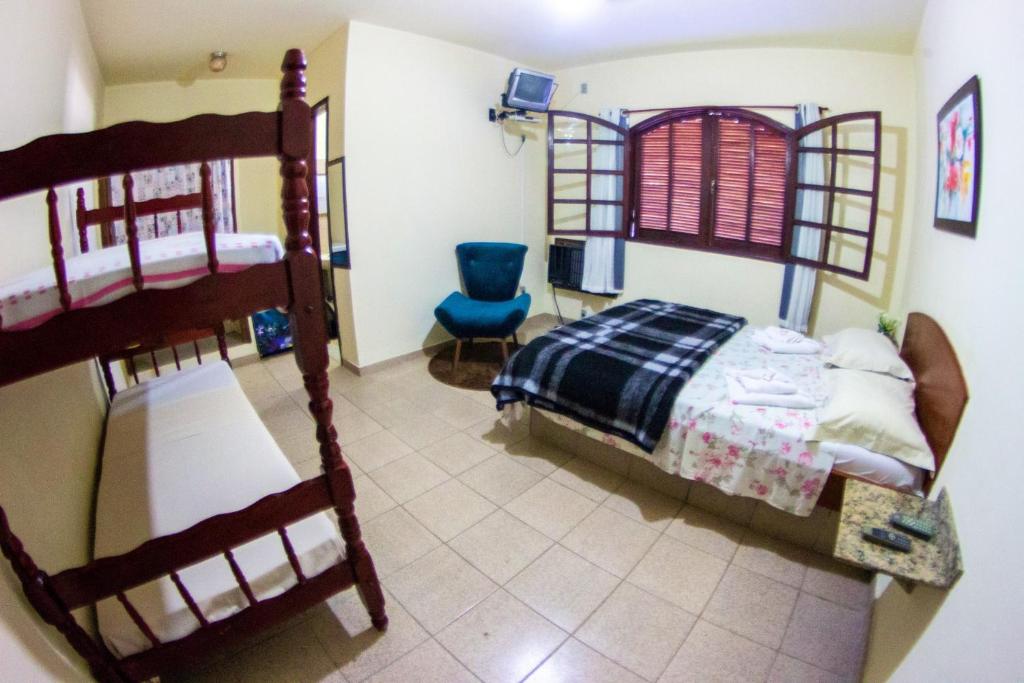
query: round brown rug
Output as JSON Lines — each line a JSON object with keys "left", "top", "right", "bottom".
{"left": 428, "top": 341, "right": 509, "bottom": 391}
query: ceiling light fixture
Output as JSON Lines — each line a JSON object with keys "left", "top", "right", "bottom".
{"left": 208, "top": 51, "right": 228, "bottom": 73}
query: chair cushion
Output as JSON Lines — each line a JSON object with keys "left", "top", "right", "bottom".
{"left": 456, "top": 242, "right": 528, "bottom": 302}
{"left": 434, "top": 291, "right": 531, "bottom": 339}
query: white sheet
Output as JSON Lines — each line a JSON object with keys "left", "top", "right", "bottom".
{"left": 0, "top": 232, "right": 283, "bottom": 331}
{"left": 822, "top": 441, "right": 925, "bottom": 494}
{"left": 94, "top": 361, "right": 343, "bottom": 658}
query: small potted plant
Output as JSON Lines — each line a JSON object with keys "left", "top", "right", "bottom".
{"left": 877, "top": 312, "right": 899, "bottom": 345}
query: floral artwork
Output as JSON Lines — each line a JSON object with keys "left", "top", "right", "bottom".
{"left": 934, "top": 76, "right": 982, "bottom": 237}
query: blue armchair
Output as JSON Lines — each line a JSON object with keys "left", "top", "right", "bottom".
{"left": 434, "top": 242, "right": 531, "bottom": 370}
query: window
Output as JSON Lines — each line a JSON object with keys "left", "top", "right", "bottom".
{"left": 547, "top": 107, "right": 882, "bottom": 280}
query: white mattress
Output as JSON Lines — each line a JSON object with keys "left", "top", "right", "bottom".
{"left": 0, "top": 232, "right": 283, "bottom": 331}
{"left": 821, "top": 441, "right": 925, "bottom": 494}
{"left": 94, "top": 361, "right": 343, "bottom": 658}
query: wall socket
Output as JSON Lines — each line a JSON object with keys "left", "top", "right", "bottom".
{"left": 580, "top": 82, "right": 588, "bottom": 94}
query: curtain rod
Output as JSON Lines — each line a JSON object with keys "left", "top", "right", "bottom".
{"left": 622, "top": 104, "right": 829, "bottom": 115}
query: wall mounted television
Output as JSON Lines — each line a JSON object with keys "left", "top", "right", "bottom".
{"left": 502, "top": 68, "right": 556, "bottom": 112}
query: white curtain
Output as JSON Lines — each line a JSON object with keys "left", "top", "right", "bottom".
{"left": 109, "top": 159, "right": 235, "bottom": 243}
{"left": 581, "top": 108, "right": 624, "bottom": 294}
{"left": 779, "top": 104, "right": 825, "bottom": 333}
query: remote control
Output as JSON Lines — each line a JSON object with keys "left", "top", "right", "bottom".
{"left": 890, "top": 513, "right": 936, "bottom": 540}
{"left": 862, "top": 526, "right": 912, "bottom": 552}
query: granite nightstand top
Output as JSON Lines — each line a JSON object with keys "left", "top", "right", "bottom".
{"left": 835, "top": 479, "right": 962, "bottom": 588}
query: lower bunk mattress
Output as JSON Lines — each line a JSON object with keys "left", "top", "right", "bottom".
{"left": 0, "top": 231, "right": 283, "bottom": 331}
{"left": 94, "top": 360, "right": 343, "bottom": 658}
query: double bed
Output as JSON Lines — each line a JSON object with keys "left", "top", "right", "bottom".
{"left": 494, "top": 301, "right": 966, "bottom": 517}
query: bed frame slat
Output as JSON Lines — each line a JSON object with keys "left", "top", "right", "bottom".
{"left": 277, "top": 527, "right": 307, "bottom": 583}
{"left": 169, "top": 571, "right": 208, "bottom": 627}
{"left": 223, "top": 549, "right": 257, "bottom": 606}
{"left": 75, "top": 187, "right": 90, "bottom": 253}
{"left": 199, "top": 162, "right": 219, "bottom": 274}
{"left": 116, "top": 592, "right": 161, "bottom": 648}
{"left": 46, "top": 188, "right": 73, "bottom": 312}
{"left": 122, "top": 175, "right": 144, "bottom": 291}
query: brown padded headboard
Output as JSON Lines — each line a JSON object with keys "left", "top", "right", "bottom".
{"left": 900, "top": 312, "right": 969, "bottom": 491}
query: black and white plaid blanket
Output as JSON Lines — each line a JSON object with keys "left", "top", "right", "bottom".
{"left": 492, "top": 300, "right": 746, "bottom": 452}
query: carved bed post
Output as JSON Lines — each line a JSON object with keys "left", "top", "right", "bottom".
{"left": 278, "top": 48, "right": 388, "bottom": 631}
{"left": 75, "top": 187, "right": 89, "bottom": 254}
{"left": 0, "top": 507, "right": 126, "bottom": 682}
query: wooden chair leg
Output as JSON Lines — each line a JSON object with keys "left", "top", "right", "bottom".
{"left": 512, "top": 332, "right": 520, "bottom": 347}
{"left": 453, "top": 339, "right": 462, "bottom": 373}
{"left": 500, "top": 340, "right": 509, "bottom": 362}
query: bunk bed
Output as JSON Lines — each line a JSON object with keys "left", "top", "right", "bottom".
{"left": 0, "top": 49, "right": 387, "bottom": 682}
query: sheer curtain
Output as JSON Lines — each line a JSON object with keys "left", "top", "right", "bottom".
{"left": 108, "top": 160, "right": 235, "bottom": 243}
{"left": 581, "top": 108, "right": 625, "bottom": 294}
{"left": 779, "top": 103, "right": 824, "bottom": 333}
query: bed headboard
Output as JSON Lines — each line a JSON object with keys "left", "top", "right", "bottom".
{"left": 900, "top": 312, "right": 968, "bottom": 490}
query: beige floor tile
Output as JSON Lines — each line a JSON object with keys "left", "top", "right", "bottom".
{"left": 310, "top": 589, "right": 429, "bottom": 682}
{"left": 506, "top": 545, "right": 620, "bottom": 631}
{"left": 259, "top": 399, "right": 314, "bottom": 440}
{"left": 458, "top": 454, "right": 544, "bottom": 505}
{"left": 419, "top": 432, "right": 499, "bottom": 476}
{"left": 352, "top": 475, "right": 398, "bottom": 522}
{"left": 628, "top": 458, "right": 692, "bottom": 501}
{"left": 574, "top": 438, "right": 631, "bottom": 475}
{"left": 386, "top": 546, "right": 498, "bottom": 634}
{"left": 465, "top": 412, "right": 530, "bottom": 450}
{"left": 768, "top": 653, "right": 847, "bottom": 683}
{"left": 293, "top": 456, "right": 324, "bottom": 480}
{"left": 525, "top": 637, "right": 646, "bottom": 683}
{"left": 665, "top": 505, "right": 745, "bottom": 561}
{"left": 366, "top": 638, "right": 477, "bottom": 683}
{"left": 660, "top": 619, "right": 775, "bottom": 683}
{"left": 603, "top": 480, "right": 682, "bottom": 531}
{"left": 341, "top": 377, "right": 408, "bottom": 410}
{"left": 449, "top": 509, "right": 553, "bottom": 585}
{"left": 550, "top": 457, "right": 625, "bottom": 503}
{"left": 274, "top": 428, "right": 325, "bottom": 469}
{"left": 360, "top": 507, "right": 441, "bottom": 577}
{"left": 733, "top": 533, "right": 810, "bottom": 589}
{"left": 529, "top": 411, "right": 582, "bottom": 455}
{"left": 561, "top": 506, "right": 659, "bottom": 578}
{"left": 703, "top": 565, "right": 798, "bottom": 649}
{"left": 343, "top": 430, "right": 414, "bottom": 473}
{"left": 505, "top": 479, "right": 598, "bottom": 540}
{"left": 404, "top": 478, "right": 497, "bottom": 541}
{"left": 361, "top": 397, "right": 425, "bottom": 430}
{"left": 503, "top": 436, "right": 575, "bottom": 476}
{"left": 627, "top": 535, "right": 728, "bottom": 615}
{"left": 430, "top": 393, "right": 497, "bottom": 429}
{"left": 368, "top": 452, "right": 449, "bottom": 504}
{"left": 437, "top": 590, "right": 567, "bottom": 683}
{"left": 334, "top": 408, "right": 386, "bottom": 447}
{"left": 389, "top": 413, "right": 460, "bottom": 450}
{"left": 780, "top": 593, "right": 869, "bottom": 680}
{"left": 686, "top": 482, "right": 759, "bottom": 526}
{"left": 801, "top": 555, "right": 874, "bottom": 610}
{"left": 576, "top": 582, "right": 696, "bottom": 681}
{"left": 226, "top": 619, "right": 342, "bottom": 683}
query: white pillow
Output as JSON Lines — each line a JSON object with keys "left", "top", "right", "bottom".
{"left": 809, "top": 369, "right": 934, "bottom": 471}
{"left": 823, "top": 327, "right": 914, "bottom": 381}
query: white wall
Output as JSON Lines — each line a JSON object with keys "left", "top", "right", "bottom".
{"left": 0, "top": 2, "right": 105, "bottom": 680}
{"left": 863, "top": 1, "right": 1024, "bottom": 680}
{"left": 543, "top": 48, "right": 918, "bottom": 335}
{"left": 102, "top": 78, "right": 283, "bottom": 240}
{"left": 342, "top": 22, "right": 532, "bottom": 366}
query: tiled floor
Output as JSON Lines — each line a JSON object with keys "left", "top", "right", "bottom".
{"left": 174, "top": 325, "right": 872, "bottom": 683}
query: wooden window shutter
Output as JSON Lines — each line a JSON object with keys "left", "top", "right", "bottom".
{"left": 632, "top": 113, "right": 704, "bottom": 245}
{"left": 785, "top": 111, "right": 882, "bottom": 280}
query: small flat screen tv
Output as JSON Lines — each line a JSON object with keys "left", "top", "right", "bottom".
{"left": 502, "top": 68, "right": 556, "bottom": 113}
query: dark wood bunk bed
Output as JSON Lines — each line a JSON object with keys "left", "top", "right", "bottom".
{"left": 0, "top": 49, "right": 386, "bottom": 682}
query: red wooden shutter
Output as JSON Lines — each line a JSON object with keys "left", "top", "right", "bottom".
{"left": 633, "top": 114, "right": 703, "bottom": 242}
{"left": 785, "top": 111, "right": 881, "bottom": 280}
{"left": 712, "top": 118, "right": 751, "bottom": 242}
{"left": 750, "top": 125, "right": 788, "bottom": 245}
{"left": 668, "top": 118, "right": 703, "bottom": 235}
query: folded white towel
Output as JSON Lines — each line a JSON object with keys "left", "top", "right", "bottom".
{"left": 726, "top": 375, "right": 816, "bottom": 409}
{"left": 751, "top": 330, "right": 822, "bottom": 354}
{"left": 761, "top": 326, "right": 806, "bottom": 343}
{"left": 726, "top": 368, "right": 797, "bottom": 395}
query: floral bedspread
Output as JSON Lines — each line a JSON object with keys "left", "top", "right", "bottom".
{"left": 540, "top": 326, "right": 834, "bottom": 516}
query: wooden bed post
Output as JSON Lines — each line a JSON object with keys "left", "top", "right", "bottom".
{"left": 0, "top": 508, "right": 126, "bottom": 682}
{"left": 278, "top": 49, "right": 388, "bottom": 631}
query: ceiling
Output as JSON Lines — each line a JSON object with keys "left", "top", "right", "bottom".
{"left": 82, "top": 0, "right": 928, "bottom": 85}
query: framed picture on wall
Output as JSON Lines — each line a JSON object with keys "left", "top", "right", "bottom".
{"left": 934, "top": 75, "right": 982, "bottom": 237}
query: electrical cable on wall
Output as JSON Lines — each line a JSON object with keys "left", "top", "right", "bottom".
{"left": 499, "top": 119, "right": 526, "bottom": 157}
{"left": 552, "top": 289, "right": 565, "bottom": 326}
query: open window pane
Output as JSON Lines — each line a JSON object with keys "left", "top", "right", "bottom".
{"left": 548, "top": 110, "right": 628, "bottom": 236}
{"left": 788, "top": 111, "right": 881, "bottom": 280}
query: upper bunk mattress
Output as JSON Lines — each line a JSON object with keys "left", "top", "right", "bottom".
{"left": 94, "top": 360, "right": 343, "bottom": 658}
{"left": 0, "top": 232, "right": 283, "bottom": 331}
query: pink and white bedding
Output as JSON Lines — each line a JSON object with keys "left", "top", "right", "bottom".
{"left": 0, "top": 232, "right": 283, "bottom": 331}
{"left": 538, "top": 326, "right": 926, "bottom": 516}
